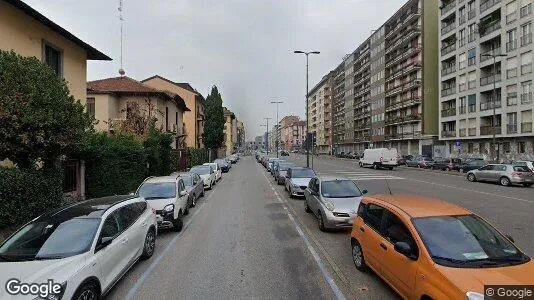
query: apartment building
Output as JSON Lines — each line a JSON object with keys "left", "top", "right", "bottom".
{"left": 331, "top": 0, "right": 439, "bottom": 156}
{"left": 439, "top": 0, "right": 534, "bottom": 160}
{"left": 281, "top": 120, "right": 307, "bottom": 151}
{"left": 307, "top": 71, "right": 335, "bottom": 154}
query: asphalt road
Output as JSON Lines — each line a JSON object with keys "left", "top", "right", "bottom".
{"left": 106, "top": 154, "right": 534, "bottom": 300}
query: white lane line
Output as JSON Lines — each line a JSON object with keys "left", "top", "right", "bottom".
{"left": 260, "top": 171, "right": 346, "bottom": 300}
{"left": 408, "top": 178, "right": 534, "bottom": 203}
{"left": 124, "top": 183, "right": 219, "bottom": 300}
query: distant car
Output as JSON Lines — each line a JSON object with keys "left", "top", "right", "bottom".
{"left": 266, "top": 157, "right": 280, "bottom": 172}
{"left": 346, "top": 152, "right": 358, "bottom": 159}
{"left": 304, "top": 176, "right": 367, "bottom": 231}
{"left": 229, "top": 154, "right": 239, "bottom": 163}
{"left": 359, "top": 148, "right": 398, "bottom": 170}
{"left": 397, "top": 155, "right": 413, "bottom": 165}
{"left": 291, "top": 149, "right": 299, "bottom": 153}
{"left": 274, "top": 163, "right": 294, "bottom": 185}
{"left": 512, "top": 161, "right": 534, "bottom": 172}
{"left": 406, "top": 156, "right": 434, "bottom": 168}
{"left": 214, "top": 158, "right": 231, "bottom": 173}
{"left": 173, "top": 172, "right": 204, "bottom": 208}
{"left": 467, "top": 164, "right": 534, "bottom": 187}
{"left": 285, "top": 167, "right": 317, "bottom": 197}
{"left": 459, "top": 159, "right": 487, "bottom": 173}
{"left": 432, "top": 158, "right": 462, "bottom": 171}
{"left": 271, "top": 159, "right": 286, "bottom": 176}
{"left": 204, "top": 162, "right": 222, "bottom": 181}
{"left": 137, "top": 175, "right": 191, "bottom": 229}
{"left": 280, "top": 150, "right": 290, "bottom": 156}
{"left": 350, "top": 194, "right": 534, "bottom": 300}
{"left": 190, "top": 165, "right": 216, "bottom": 189}
{"left": 0, "top": 195, "right": 157, "bottom": 300}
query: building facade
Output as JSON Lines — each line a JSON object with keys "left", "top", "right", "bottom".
{"left": 142, "top": 75, "right": 205, "bottom": 149}
{"left": 439, "top": 0, "right": 534, "bottom": 161}
{"left": 331, "top": 0, "right": 440, "bottom": 156}
{"left": 223, "top": 107, "right": 236, "bottom": 156}
{"left": 236, "top": 121, "right": 245, "bottom": 150}
{"left": 307, "top": 72, "right": 335, "bottom": 154}
{"left": 281, "top": 120, "right": 307, "bottom": 151}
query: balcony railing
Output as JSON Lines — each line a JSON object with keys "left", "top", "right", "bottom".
{"left": 480, "top": 0, "right": 501, "bottom": 13}
{"left": 480, "top": 125, "right": 501, "bottom": 135}
{"left": 480, "top": 73, "right": 501, "bottom": 86}
{"left": 521, "top": 34, "right": 533, "bottom": 46}
{"left": 441, "top": 87, "right": 457, "bottom": 97}
{"left": 506, "top": 40, "right": 518, "bottom": 52}
{"left": 441, "top": 108, "right": 457, "bottom": 117}
{"left": 459, "top": 106, "right": 467, "bottom": 114}
{"left": 468, "top": 80, "right": 477, "bottom": 89}
{"left": 522, "top": 122, "right": 533, "bottom": 133}
{"left": 468, "top": 128, "right": 477, "bottom": 136}
{"left": 479, "top": 20, "right": 501, "bottom": 37}
{"left": 506, "top": 12, "right": 517, "bottom": 23}
{"left": 468, "top": 33, "right": 477, "bottom": 43}
{"left": 521, "top": 64, "right": 533, "bottom": 75}
{"left": 520, "top": 4, "right": 532, "bottom": 18}
{"left": 441, "top": 65, "right": 456, "bottom": 76}
{"left": 459, "top": 14, "right": 467, "bottom": 25}
{"left": 441, "top": 1, "right": 456, "bottom": 15}
{"left": 459, "top": 83, "right": 467, "bottom": 92}
{"left": 507, "top": 93, "right": 518, "bottom": 106}
{"left": 442, "top": 131, "right": 457, "bottom": 138}
{"left": 459, "top": 128, "right": 467, "bottom": 136}
{"left": 507, "top": 124, "right": 518, "bottom": 134}
{"left": 521, "top": 92, "right": 533, "bottom": 104}
{"left": 480, "top": 47, "right": 502, "bottom": 62}
{"left": 468, "top": 104, "right": 477, "bottom": 113}
{"left": 507, "top": 68, "right": 517, "bottom": 79}
{"left": 441, "top": 43, "right": 457, "bottom": 56}
{"left": 480, "top": 98, "right": 502, "bottom": 110}
{"left": 441, "top": 22, "right": 457, "bottom": 35}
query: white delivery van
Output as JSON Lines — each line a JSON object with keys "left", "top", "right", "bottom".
{"left": 359, "top": 148, "right": 398, "bottom": 170}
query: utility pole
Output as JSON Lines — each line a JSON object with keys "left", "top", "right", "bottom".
{"left": 294, "top": 50, "right": 320, "bottom": 168}
{"left": 271, "top": 101, "right": 283, "bottom": 158}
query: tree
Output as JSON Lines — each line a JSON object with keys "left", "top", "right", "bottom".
{"left": 0, "top": 50, "right": 94, "bottom": 168}
{"left": 203, "top": 86, "right": 225, "bottom": 149}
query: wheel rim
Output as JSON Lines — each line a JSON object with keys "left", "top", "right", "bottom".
{"left": 318, "top": 214, "right": 324, "bottom": 228}
{"left": 468, "top": 174, "right": 474, "bottom": 181}
{"left": 501, "top": 178, "right": 509, "bottom": 186}
{"left": 192, "top": 197, "right": 196, "bottom": 206}
{"left": 77, "top": 289, "right": 96, "bottom": 300}
{"left": 352, "top": 244, "right": 362, "bottom": 267}
{"left": 145, "top": 230, "right": 155, "bottom": 255}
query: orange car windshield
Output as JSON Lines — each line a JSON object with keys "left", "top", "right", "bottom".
{"left": 413, "top": 214, "right": 529, "bottom": 268}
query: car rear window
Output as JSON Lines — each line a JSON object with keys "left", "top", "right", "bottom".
{"left": 513, "top": 166, "right": 530, "bottom": 172}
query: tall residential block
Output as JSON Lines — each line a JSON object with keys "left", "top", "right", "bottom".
{"left": 439, "top": 0, "right": 533, "bottom": 159}
{"left": 307, "top": 71, "right": 335, "bottom": 154}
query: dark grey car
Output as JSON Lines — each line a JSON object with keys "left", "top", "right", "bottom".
{"left": 173, "top": 172, "right": 205, "bottom": 207}
{"left": 274, "top": 163, "right": 294, "bottom": 185}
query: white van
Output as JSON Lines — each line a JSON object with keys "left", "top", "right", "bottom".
{"left": 359, "top": 148, "right": 398, "bottom": 170}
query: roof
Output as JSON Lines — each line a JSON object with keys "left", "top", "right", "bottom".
{"left": 223, "top": 107, "right": 236, "bottom": 119}
{"left": 141, "top": 75, "right": 205, "bottom": 104}
{"left": 87, "top": 76, "right": 190, "bottom": 111}
{"left": 365, "top": 194, "right": 471, "bottom": 218}
{"left": 144, "top": 176, "right": 179, "bottom": 183}
{"left": 316, "top": 175, "right": 350, "bottom": 181}
{"left": 37, "top": 195, "right": 136, "bottom": 222}
{"left": 5, "top": 0, "right": 111, "bottom": 61}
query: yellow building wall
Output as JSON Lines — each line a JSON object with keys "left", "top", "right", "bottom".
{"left": 0, "top": 1, "right": 88, "bottom": 102}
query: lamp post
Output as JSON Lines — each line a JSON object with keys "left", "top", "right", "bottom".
{"left": 271, "top": 101, "right": 283, "bottom": 158}
{"left": 481, "top": 53, "right": 507, "bottom": 162}
{"left": 294, "top": 50, "right": 320, "bottom": 168}
{"left": 261, "top": 117, "right": 272, "bottom": 156}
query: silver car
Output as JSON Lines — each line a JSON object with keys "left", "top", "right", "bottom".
{"left": 173, "top": 172, "right": 205, "bottom": 208}
{"left": 304, "top": 176, "right": 367, "bottom": 231}
{"left": 285, "top": 167, "right": 316, "bottom": 197}
{"left": 467, "top": 164, "right": 534, "bottom": 187}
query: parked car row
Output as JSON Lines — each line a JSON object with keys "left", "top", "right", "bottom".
{"left": 0, "top": 155, "right": 241, "bottom": 300}
{"left": 257, "top": 151, "right": 534, "bottom": 299}
{"left": 334, "top": 151, "right": 361, "bottom": 159}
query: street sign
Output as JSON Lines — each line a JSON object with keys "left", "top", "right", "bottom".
{"left": 455, "top": 140, "right": 461, "bottom": 148}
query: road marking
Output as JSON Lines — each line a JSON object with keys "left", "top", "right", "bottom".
{"left": 408, "top": 178, "right": 534, "bottom": 203}
{"left": 260, "top": 170, "right": 346, "bottom": 300}
{"left": 125, "top": 182, "right": 219, "bottom": 300}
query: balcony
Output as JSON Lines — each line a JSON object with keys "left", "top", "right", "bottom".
{"left": 507, "top": 93, "right": 518, "bottom": 106}
{"left": 441, "top": 1, "right": 456, "bottom": 16}
{"left": 442, "top": 131, "right": 457, "bottom": 138}
{"left": 506, "top": 40, "right": 517, "bottom": 52}
{"left": 441, "top": 65, "right": 456, "bottom": 76}
{"left": 480, "top": 46, "right": 502, "bottom": 62}
{"left": 385, "top": 96, "right": 422, "bottom": 112}
{"left": 441, "top": 22, "right": 457, "bottom": 35}
{"left": 479, "top": 20, "right": 501, "bottom": 37}
{"left": 441, "top": 43, "right": 457, "bottom": 56}
{"left": 459, "top": 106, "right": 467, "bottom": 114}
{"left": 459, "top": 14, "right": 467, "bottom": 25}
{"left": 507, "top": 124, "right": 518, "bottom": 134}
{"left": 521, "top": 92, "right": 533, "bottom": 104}
{"left": 520, "top": 4, "right": 532, "bottom": 18}
{"left": 468, "top": 128, "right": 477, "bottom": 136}
{"left": 480, "top": 99, "right": 502, "bottom": 111}
{"left": 480, "top": 125, "right": 502, "bottom": 135}
{"left": 522, "top": 122, "right": 533, "bottom": 133}
{"left": 480, "top": 73, "right": 501, "bottom": 86}
{"left": 441, "top": 87, "right": 457, "bottom": 97}
{"left": 468, "top": 104, "right": 477, "bottom": 113}
{"left": 521, "top": 34, "right": 533, "bottom": 47}
{"left": 480, "top": 0, "right": 501, "bottom": 13}
{"left": 441, "top": 108, "right": 457, "bottom": 117}
{"left": 521, "top": 63, "right": 533, "bottom": 75}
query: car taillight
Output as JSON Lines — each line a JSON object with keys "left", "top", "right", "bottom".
{"left": 511, "top": 172, "right": 522, "bottom": 177}
{"left": 380, "top": 157, "right": 383, "bottom": 162}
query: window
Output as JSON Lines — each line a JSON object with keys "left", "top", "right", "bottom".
{"left": 86, "top": 98, "right": 95, "bottom": 117}
{"left": 468, "top": 23, "right": 477, "bottom": 42}
{"left": 459, "top": 52, "right": 467, "bottom": 69}
{"left": 468, "top": 94, "right": 476, "bottom": 112}
{"left": 507, "top": 1, "right": 518, "bottom": 23}
{"left": 467, "top": 48, "right": 476, "bottom": 66}
{"left": 101, "top": 212, "right": 122, "bottom": 239}
{"left": 468, "top": 71, "right": 477, "bottom": 89}
{"left": 503, "top": 142, "right": 511, "bottom": 152}
{"left": 362, "top": 203, "right": 385, "bottom": 232}
{"left": 165, "top": 107, "right": 169, "bottom": 131}
{"left": 507, "top": 29, "right": 518, "bottom": 51}
{"left": 119, "top": 204, "right": 142, "bottom": 229}
{"left": 520, "top": 0, "right": 532, "bottom": 18}
{"left": 384, "top": 212, "right": 418, "bottom": 255}
{"left": 507, "top": 57, "right": 518, "bottom": 78}
{"left": 43, "top": 42, "right": 62, "bottom": 76}
{"left": 521, "top": 51, "right": 532, "bottom": 75}
{"left": 459, "top": 29, "right": 466, "bottom": 46}
{"left": 518, "top": 141, "right": 526, "bottom": 153}
{"left": 521, "top": 22, "right": 532, "bottom": 46}
{"left": 468, "top": 142, "right": 474, "bottom": 153}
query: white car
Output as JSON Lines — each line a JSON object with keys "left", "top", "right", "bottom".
{"left": 136, "top": 175, "right": 190, "bottom": 231}
{"left": 204, "top": 162, "right": 222, "bottom": 181}
{"left": 359, "top": 148, "right": 398, "bottom": 170}
{"left": 0, "top": 195, "right": 156, "bottom": 300}
{"left": 190, "top": 165, "right": 216, "bottom": 189}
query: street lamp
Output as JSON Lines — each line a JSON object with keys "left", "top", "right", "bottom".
{"left": 271, "top": 101, "right": 283, "bottom": 157}
{"left": 261, "top": 117, "right": 272, "bottom": 156}
{"left": 294, "top": 50, "right": 320, "bottom": 168}
{"left": 481, "top": 53, "right": 507, "bottom": 162}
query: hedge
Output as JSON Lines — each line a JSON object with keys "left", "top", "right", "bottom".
{"left": 0, "top": 168, "right": 63, "bottom": 228}
{"left": 188, "top": 147, "right": 209, "bottom": 168}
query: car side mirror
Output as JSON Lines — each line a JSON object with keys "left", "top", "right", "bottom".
{"left": 394, "top": 242, "right": 416, "bottom": 260}
{"left": 505, "top": 235, "right": 515, "bottom": 243}
{"left": 361, "top": 189, "right": 368, "bottom": 195}
{"left": 96, "top": 236, "right": 113, "bottom": 252}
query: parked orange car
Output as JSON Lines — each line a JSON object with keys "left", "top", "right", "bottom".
{"left": 350, "top": 194, "right": 534, "bottom": 300}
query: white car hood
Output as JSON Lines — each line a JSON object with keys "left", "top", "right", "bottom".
{"left": 199, "top": 174, "right": 211, "bottom": 182}
{"left": 290, "top": 178, "right": 312, "bottom": 187}
{"left": 0, "top": 255, "right": 85, "bottom": 299}
{"left": 145, "top": 198, "right": 176, "bottom": 211}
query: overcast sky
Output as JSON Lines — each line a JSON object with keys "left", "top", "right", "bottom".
{"left": 25, "top": 0, "right": 405, "bottom": 139}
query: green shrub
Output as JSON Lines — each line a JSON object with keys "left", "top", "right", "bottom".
{"left": 188, "top": 147, "right": 208, "bottom": 168}
{"left": 143, "top": 130, "right": 173, "bottom": 176}
{"left": 0, "top": 168, "right": 62, "bottom": 228}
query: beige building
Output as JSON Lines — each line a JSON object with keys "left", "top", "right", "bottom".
{"left": 142, "top": 75, "right": 206, "bottom": 149}
{"left": 223, "top": 107, "right": 237, "bottom": 156}
{"left": 307, "top": 72, "right": 334, "bottom": 154}
{"left": 87, "top": 76, "right": 190, "bottom": 149}
{"left": 0, "top": 0, "right": 111, "bottom": 102}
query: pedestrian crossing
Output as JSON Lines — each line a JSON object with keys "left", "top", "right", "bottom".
{"left": 315, "top": 170, "right": 405, "bottom": 181}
